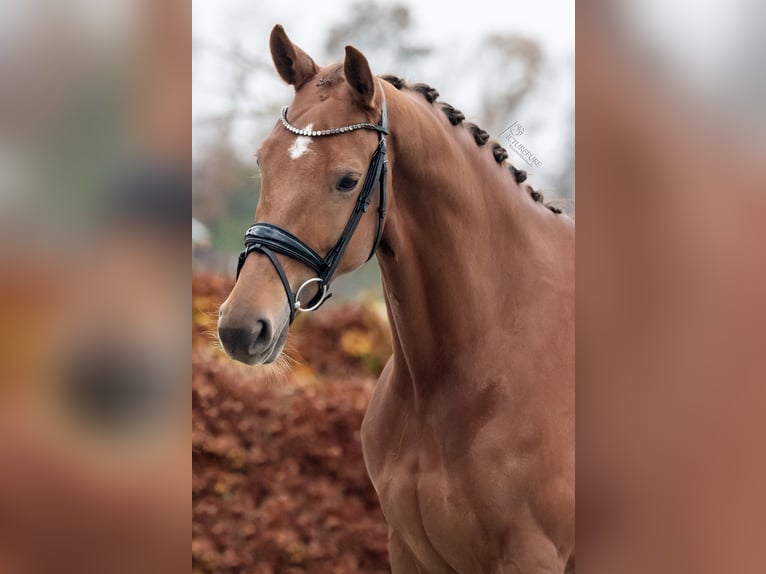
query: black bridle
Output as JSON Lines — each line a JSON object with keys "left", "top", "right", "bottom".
{"left": 236, "top": 92, "right": 388, "bottom": 324}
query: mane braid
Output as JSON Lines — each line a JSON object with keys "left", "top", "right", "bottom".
{"left": 439, "top": 102, "right": 465, "bottom": 125}
{"left": 529, "top": 185, "right": 566, "bottom": 214}
{"left": 380, "top": 74, "right": 406, "bottom": 90}
{"left": 511, "top": 166, "right": 527, "bottom": 183}
{"left": 464, "top": 123, "right": 490, "bottom": 146}
{"left": 491, "top": 142, "right": 508, "bottom": 163}
{"left": 411, "top": 82, "right": 439, "bottom": 103}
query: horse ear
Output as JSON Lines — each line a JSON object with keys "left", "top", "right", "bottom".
{"left": 269, "top": 24, "right": 318, "bottom": 89}
{"left": 344, "top": 45, "right": 376, "bottom": 108}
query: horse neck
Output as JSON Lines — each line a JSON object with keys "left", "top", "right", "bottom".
{"left": 376, "top": 84, "right": 570, "bottom": 396}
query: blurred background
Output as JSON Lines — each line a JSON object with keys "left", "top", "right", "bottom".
{"left": 0, "top": 0, "right": 188, "bottom": 572}
{"left": 577, "top": 2, "right": 766, "bottom": 574}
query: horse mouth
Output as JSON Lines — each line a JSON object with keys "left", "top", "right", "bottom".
{"left": 261, "top": 323, "right": 289, "bottom": 364}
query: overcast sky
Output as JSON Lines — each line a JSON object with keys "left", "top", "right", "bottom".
{"left": 193, "top": 0, "right": 575, "bottom": 191}
{"left": 192, "top": 0, "right": 573, "bottom": 60}
{"left": 193, "top": 0, "right": 574, "bottom": 123}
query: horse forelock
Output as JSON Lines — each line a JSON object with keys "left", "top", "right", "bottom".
{"left": 315, "top": 63, "right": 344, "bottom": 88}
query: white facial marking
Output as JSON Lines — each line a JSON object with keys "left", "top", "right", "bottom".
{"left": 288, "top": 123, "right": 313, "bottom": 160}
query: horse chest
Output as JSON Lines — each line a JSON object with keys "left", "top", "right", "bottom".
{"left": 361, "top": 377, "right": 508, "bottom": 572}
{"left": 367, "top": 430, "right": 486, "bottom": 572}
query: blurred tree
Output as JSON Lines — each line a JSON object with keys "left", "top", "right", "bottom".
{"left": 193, "top": 39, "right": 269, "bottom": 254}
{"left": 324, "top": 1, "right": 431, "bottom": 69}
{"left": 192, "top": 137, "right": 259, "bottom": 255}
{"left": 479, "top": 34, "right": 543, "bottom": 132}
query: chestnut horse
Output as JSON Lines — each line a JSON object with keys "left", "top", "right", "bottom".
{"left": 218, "top": 25, "right": 575, "bottom": 574}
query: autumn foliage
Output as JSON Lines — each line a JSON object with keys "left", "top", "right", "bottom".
{"left": 192, "top": 273, "right": 392, "bottom": 573}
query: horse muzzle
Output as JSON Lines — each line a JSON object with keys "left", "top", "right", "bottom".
{"left": 217, "top": 304, "right": 289, "bottom": 365}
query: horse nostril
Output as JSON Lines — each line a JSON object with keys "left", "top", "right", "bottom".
{"left": 218, "top": 318, "right": 275, "bottom": 362}
{"left": 218, "top": 326, "right": 250, "bottom": 355}
{"left": 248, "top": 319, "right": 273, "bottom": 355}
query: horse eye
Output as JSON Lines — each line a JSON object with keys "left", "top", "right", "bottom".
{"left": 336, "top": 175, "right": 359, "bottom": 192}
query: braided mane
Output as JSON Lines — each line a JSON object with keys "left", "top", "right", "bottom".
{"left": 380, "top": 74, "right": 562, "bottom": 214}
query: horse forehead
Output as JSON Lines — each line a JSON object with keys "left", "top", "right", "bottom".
{"left": 288, "top": 81, "right": 359, "bottom": 127}
{"left": 288, "top": 123, "right": 314, "bottom": 160}
{"left": 261, "top": 92, "right": 369, "bottom": 166}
